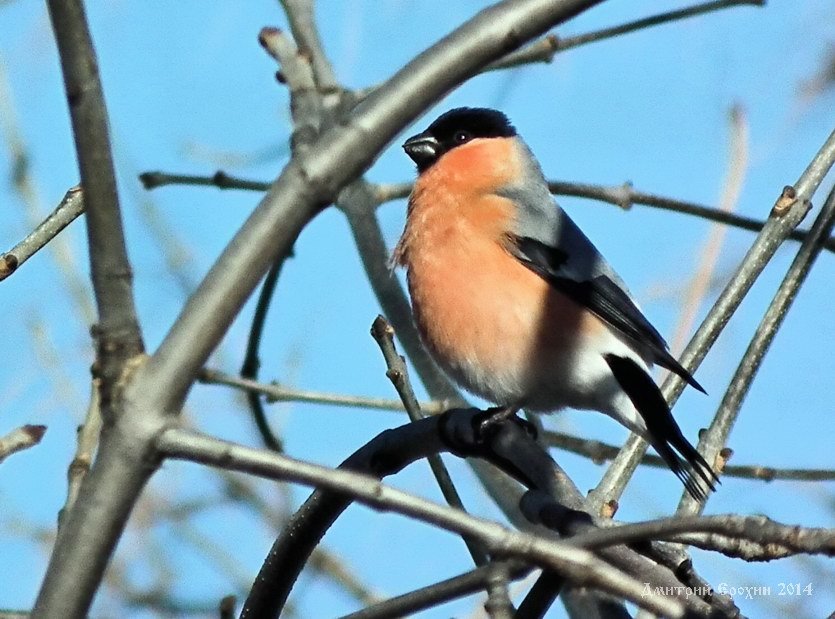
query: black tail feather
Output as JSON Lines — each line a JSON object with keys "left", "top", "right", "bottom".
{"left": 604, "top": 354, "right": 720, "bottom": 500}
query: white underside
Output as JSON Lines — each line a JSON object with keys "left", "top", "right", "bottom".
{"left": 432, "top": 327, "right": 653, "bottom": 441}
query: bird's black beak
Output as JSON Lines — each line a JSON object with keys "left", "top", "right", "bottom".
{"left": 403, "top": 131, "right": 440, "bottom": 170}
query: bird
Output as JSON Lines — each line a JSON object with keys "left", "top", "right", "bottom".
{"left": 393, "top": 107, "right": 719, "bottom": 500}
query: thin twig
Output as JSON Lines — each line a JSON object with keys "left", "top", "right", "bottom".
{"left": 0, "top": 424, "right": 47, "bottom": 465}
{"left": 239, "top": 260, "right": 286, "bottom": 452}
{"left": 59, "top": 380, "right": 102, "bottom": 528}
{"left": 278, "top": 0, "right": 340, "bottom": 92}
{"left": 668, "top": 104, "right": 749, "bottom": 358}
{"left": 487, "top": 0, "right": 765, "bottom": 71}
{"left": 0, "top": 61, "right": 95, "bottom": 322}
{"left": 258, "top": 27, "right": 321, "bottom": 154}
{"left": 138, "top": 168, "right": 835, "bottom": 253}
{"left": 354, "top": 1, "right": 764, "bottom": 98}
{"left": 139, "top": 171, "right": 271, "bottom": 192}
{"left": 565, "top": 514, "right": 835, "bottom": 561}
{"left": 199, "top": 367, "right": 448, "bottom": 414}
{"left": 370, "top": 316, "right": 490, "bottom": 567}
{"left": 0, "top": 186, "right": 84, "bottom": 281}
{"left": 157, "top": 427, "right": 685, "bottom": 618}
{"left": 339, "top": 563, "right": 532, "bottom": 619}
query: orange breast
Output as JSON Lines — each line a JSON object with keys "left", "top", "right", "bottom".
{"left": 399, "top": 201, "right": 605, "bottom": 403}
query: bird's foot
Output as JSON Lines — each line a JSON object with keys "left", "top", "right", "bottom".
{"left": 474, "top": 406, "right": 536, "bottom": 441}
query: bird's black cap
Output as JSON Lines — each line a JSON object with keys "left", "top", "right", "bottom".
{"left": 403, "top": 107, "right": 516, "bottom": 172}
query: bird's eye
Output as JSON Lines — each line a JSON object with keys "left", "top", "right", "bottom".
{"left": 454, "top": 130, "right": 473, "bottom": 143}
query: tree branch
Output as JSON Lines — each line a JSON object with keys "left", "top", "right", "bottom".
{"left": 370, "top": 316, "right": 489, "bottom": 567}
{"left": 278, "top": 0, "right": 340, "bottom": 92}
{"left": 488, "top": 0, "right": 764, "bottom": 70}
{"left": 139, "top": 169, "right": 835, "bottom": 253}
{"left": 0, "top": 424, "right": 47, "bottom": 465}
{"left": 199, "top": 367, "right": 448, "bottom": 414}
{"left": 139, "top": 170, "right": 271, "bottom": 192}
{"left": 542, "top": 429, "right": 835, "bottom": 482}
{"left": 568, "top": 513, "right": 835, "bottom": 561}
{"left": 339, "top": 562, "right": 532, "bottom": 619}
{"left": 678, "top": 169, "right": 835, "bottom": 515}
{"left": 374, "top": 178, "right": 835, "bottom": 254}
{"left": 589, "top": 128, "right": 835, "bottom": 508}
{"left": 158, "top": 427, "right": 685, "bottom": 618}
{"left": 0, "top": 186, "right": 84, "bottom": 282}
{"left": 58, "top": 380, "right": 102, "bottom": 528}
{"left": 46, "top": 0, "right": 144, "bottom": 407}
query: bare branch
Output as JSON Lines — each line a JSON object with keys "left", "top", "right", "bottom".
{"left": 238, "top": 260, "right": 286, "bottom": 452}
{"left": 488, "top": 0, "right": 765, "bottom": 71}
{"left": 678, "top": 167, "right": 835, "bottom": 515}
{"left": 0, "top": 187, "right": 84, "bottom": 282}
{"left": 668, "top": 104, "right": 749, "bottom": 358}
{"left": 340, "top": 562, "right": 532, "bottom": 619}
{"left": 258, "top": 27, "right": 321, "bottom": 153}
{"left": 139, "top": 167, "right": 835, "bottom": 255}
{"left": 589, "top": 127, "right": 835, "bottom": 509}
{"left": 199, "top": 367, "right": 448, "bottom": 414}
{"left": 46, "top": 0, "right": 144, "bottom": 406}
{"left": 59, "top": 380, "right": 102, "bottom": 528}
{"left": 0, "top": 424, "right": 47, "bottom": 465}
{"left": 542, "top": 429, "right": 835, "bottom": 482}
{"left": 566, "top": 514, "right": 835, "bottom": 561}
{"left": 139, "top": 170, "right": 271, "bottom": 192}
{"left": 157, "top": 427, "right": 685, "bottom": 618}
{"left": 278, "top": 0, "right": 340, "bottom": 92}
{"left": 0, "top": 59, "right": 95, "bottom": 322}
{"left": 370, "top": 315, "right": 489, "bottom": 567}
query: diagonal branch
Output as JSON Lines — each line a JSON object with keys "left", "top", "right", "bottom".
{"left": 589, "top": 128, "right": 835, "bottom": 509}
{"left": 339, "top": 562, "right": 532, "bottom": 619}
{"left": 370, "top": 316, "right": 489, "bottom": 567}
{"left": 0, "top": 186, "right": 84, "bottom": 281}
{"left": 46, "top": 0, "right": 144, "bottom": 406}
{"left": 678, "top": 173, "right": 835, "bottom": 515}
{"left": 487, "top": 0, "right": 765, "bottom": 71}
{"left": 0, "top": 424, "right": 47, "bottom": 465}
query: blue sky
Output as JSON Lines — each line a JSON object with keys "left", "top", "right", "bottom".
{"left": 1, "top": 1, "right": 833, "bottom": 617}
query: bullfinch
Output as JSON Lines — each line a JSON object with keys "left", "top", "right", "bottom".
{"left": 394, "top": 107, "right": 719, "bottom": 500}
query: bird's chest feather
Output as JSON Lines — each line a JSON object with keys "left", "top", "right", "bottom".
{"left": 397, "top": 191, "right": 608, "bottom": 405}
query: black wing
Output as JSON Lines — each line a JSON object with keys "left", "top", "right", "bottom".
{"left": 510, "top": 235, "right": 705, "bottom": 394}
